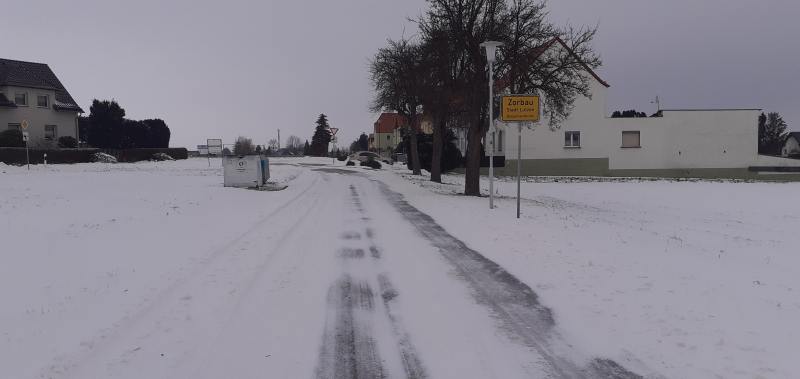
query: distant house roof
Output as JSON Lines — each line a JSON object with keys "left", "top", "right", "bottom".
{"left": 374, "top": 113, "right": 420, "bottom": 133}
{"left": 0, "top": 58, "right": 83, "bottom": 112}
{"left": 788, "top": 132, "right": 800, "bottom": 143}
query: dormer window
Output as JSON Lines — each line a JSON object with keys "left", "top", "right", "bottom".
{"left": 37, "top": 95, "right": 49, "bottom": 108}
{"left": 15, "top": 93, "right": 27, "bottom": 106}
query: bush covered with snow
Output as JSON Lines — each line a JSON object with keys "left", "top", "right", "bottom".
{"left": 151, "top": 152, "right": 175, "bottom": 161}
{"left": 92, "top": 152, "right": 117, "bottom": 163}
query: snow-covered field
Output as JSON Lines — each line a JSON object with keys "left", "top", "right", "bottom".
{"left": 377, "top": 167, "right": 800, "bottom": 379}
{"left": 1, "top": 158, "right": 798, "bottom": 378}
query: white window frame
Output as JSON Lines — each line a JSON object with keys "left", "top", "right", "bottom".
{"left": 45, "top": 124, "right": 58, "bottom": 140}
{"left": 621, "top": 131, "right": 641, "bottom": 148}
{"left": 564, "top": 131, "right": 581, "bottom": 148}
{"left": 15, "top": 92, "right": 28, "bottom": 106}
{"left": 37, "top": 94, "right": 49, "bottom": 108}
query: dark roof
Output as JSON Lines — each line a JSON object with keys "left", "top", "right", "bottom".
{"left": 0, "top": 93, "right": 16, "bottom": 108}
{"left": 373, "top": 113, "right": 422, "bottom": 133}
{"left": 788, "top": 132, "right": 800, "bottom": 142}
{"left": 0, "top": 58, "right": 83, "bottom": 112}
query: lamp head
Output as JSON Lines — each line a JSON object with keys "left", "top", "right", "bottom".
{"left": 480, "top": 41, "right": 503, "bottom": 62}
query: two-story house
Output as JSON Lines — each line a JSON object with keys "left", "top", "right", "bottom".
{"left": 0, "top": 58, "right": 83, "bottom": 146}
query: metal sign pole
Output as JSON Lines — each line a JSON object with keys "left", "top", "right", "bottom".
{"left": 517, "top": 122, "right": 522, "bottom": 218}
{"left": 26, "top": 140, "right": 30, "bottom": 170}
{"left": 488, "top": 59, "right": 495, "bottom": 209}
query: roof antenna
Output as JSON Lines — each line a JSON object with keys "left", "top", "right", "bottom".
{"left": 650, "top": 95, "right": 661, "bottom": 111}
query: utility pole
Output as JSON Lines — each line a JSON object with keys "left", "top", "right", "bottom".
{"left": 277, "top": 129, "right": 281, "bottom": 150}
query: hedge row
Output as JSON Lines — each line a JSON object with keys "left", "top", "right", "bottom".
{"left": 0, "top": 147, "right": 188, "bottom": 165}
{"left": 0, "top": 148, "right": 100, "bottom": 165}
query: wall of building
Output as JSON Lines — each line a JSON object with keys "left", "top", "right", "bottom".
{"left": 0, "top": 85, "right": 78, "bottom": 146}
{"left": 495, "top": 75, "right": 766, "bottom": 176}
{"left": 372, "top": 131, "right": 399, "bottom": 153}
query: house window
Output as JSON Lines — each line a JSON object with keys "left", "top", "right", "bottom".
{"left": 15, "top": 93, "right": 28, "bottom": 106}
{"left": 8, "top": 123, "right": 21, "bottom": 131}
{"left": 45, "top": 125, "right": 58, "bottom": 140}
{"left": 565, "top": 131, "right": 581, "bottom": 148}
{"left": 622, "top": 131, "right": 641, "bottom": 148}
{"left": 387, "top": 135, "right": 390, "bottom": 140}
{"left": 37, "top": 95, "right": 49, "bottom": 108}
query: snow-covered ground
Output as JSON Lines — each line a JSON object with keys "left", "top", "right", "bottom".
{"left": 376, "top": 167, "right": 800, "bottom": 379}
{"left": 1, "top": 158, "right": 798, "bottom": 378}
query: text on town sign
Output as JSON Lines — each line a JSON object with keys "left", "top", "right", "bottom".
{"left": 501, "top": 95, "right": 540, "bottom": 122}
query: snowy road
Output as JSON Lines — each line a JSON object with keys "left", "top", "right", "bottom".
{"left": 23, "top": 163, "right": 639, "bottom": 379}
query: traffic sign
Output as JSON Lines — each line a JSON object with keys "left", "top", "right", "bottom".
{"left": 329, "top": 128, "right": 339, "bottom": 136}
{"left": 21, "top": 120, "right": 29, "bottom": 130}
{"left": 501, "top": 95, "right": 540, "bottom": 122}
{"left": 207, "top": 139, "right": 223, "bottom": 155}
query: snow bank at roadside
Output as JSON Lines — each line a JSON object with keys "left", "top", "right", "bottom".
{"left": 0, "top": 158, "right": 311, "bottom": 378}
{"left": 376, "top": 167, "right": 800, "bottom": 379}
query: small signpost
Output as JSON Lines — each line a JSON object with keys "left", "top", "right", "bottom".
{"left": 329, "top": 128, "right": 339, "bottom": 163}
{"left": 501, "top": 95, "right": 540, "bottom": 219}
{"left": 22, "top": 128, "right": 30, "bottom": 170}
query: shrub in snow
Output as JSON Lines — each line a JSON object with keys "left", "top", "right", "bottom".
{"left": 337, "top": 156, "right": 347, "bottom": 161}
{"left": 58, "top": 136, "right": 78, "bottom": 148}
{"left": 346, "top": 161, "right": 355, "bottom": 166}
{"left": 93, "top": 152, "right": 117, "bottom": 163}
{"left": 0, "top": 130, "right": 24, "bottom": 147}
{"left": 151, "top": 152, "right": 175, "bottom": 161}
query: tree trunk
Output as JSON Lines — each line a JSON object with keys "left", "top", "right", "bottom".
{"left": 430, "top": 117, "right": 445, "bottom": 183}
{"left": 408, "top": 113, "right": 422, "bottom": 175}
{"left": 464, "top": 121, "right": 484, "bottom": 196}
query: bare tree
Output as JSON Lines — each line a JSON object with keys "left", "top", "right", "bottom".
{"left": 286, "top": 135, "right": 303, "bottom": 154}
{"left": 233, "top": 136, "right": 254, "bottom": 155}
{"left": 416, "top": 0, "right": 600, "bottom": 195}
{"left": 370, "top": 38, "right": 424, "bottom": 175}
{"left": 268, "top": 139, "right": 279, "bottom": 150}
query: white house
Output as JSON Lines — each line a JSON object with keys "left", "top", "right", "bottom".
{"left": 487, "top": 38, "right": 800, "bottom": 179}
{"left": 783, "top": 132, "right": 800, "bottom": 157}
{"left": 0, "top": 58, "right": 83, "bottom": 146}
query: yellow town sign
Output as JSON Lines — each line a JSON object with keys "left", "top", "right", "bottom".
{"left": 501, "top": 95, "right": 540, "bottom": 122}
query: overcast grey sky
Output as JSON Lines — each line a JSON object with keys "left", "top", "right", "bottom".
{"left": 6, "top": 0, "right": 798, "bottom": 148}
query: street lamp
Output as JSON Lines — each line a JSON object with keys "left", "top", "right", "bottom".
{"left": 480, "top": 41, "right": 502, "bottom": 209}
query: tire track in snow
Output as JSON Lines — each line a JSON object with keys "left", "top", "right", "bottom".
{"left": 315, "top": 180, "right": 429, "bottom": 379}
{"left": 377, "top": 273, "right": 428, "bottom": 379}
{"left": 375, "top": 180, "right": 643, "bottom": 379}
{"left": 315, "top": 275, "right": 385, "bottom": 379}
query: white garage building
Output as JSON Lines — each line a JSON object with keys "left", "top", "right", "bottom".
{"left": 489, "top": 38, "right": 800, "bottom": 179}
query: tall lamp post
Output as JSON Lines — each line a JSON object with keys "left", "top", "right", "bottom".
{"left": 480, "top": 41, "right": 502, "bottom": 209}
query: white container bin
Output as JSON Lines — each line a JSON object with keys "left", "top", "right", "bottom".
{"left": 223, "top": 155, "right": 269, "bottom": 188}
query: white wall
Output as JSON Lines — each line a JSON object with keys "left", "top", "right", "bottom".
{"left": 0, "top": 85, "right": 79, "bottom": 146}
{"left": 497, "top": 75, "right": 763, "bottom": 170}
